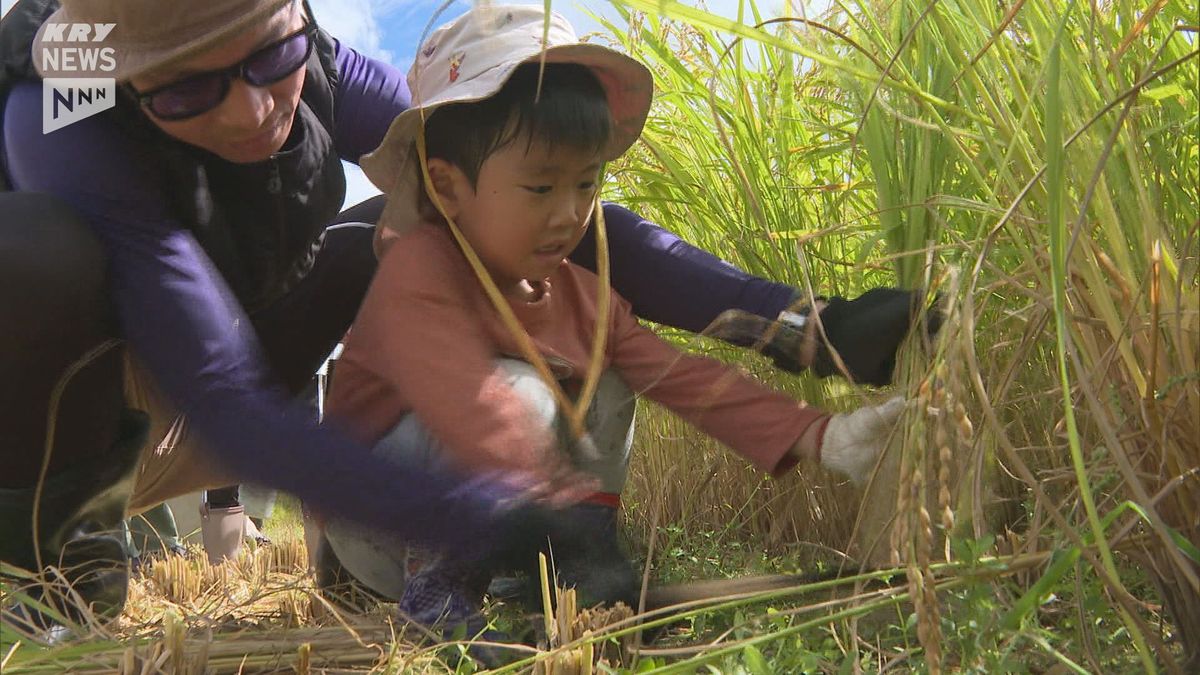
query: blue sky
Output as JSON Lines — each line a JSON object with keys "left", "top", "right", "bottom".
{"left": 2, "top": 0, "right": 796, "bottom": 208}
{"left": 304, "top": 0, "right": 766, "bottom": 70}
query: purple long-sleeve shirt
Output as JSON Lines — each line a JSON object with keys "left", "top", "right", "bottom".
{"left": 2, "top": 41, "right": 794, "bottom": 546}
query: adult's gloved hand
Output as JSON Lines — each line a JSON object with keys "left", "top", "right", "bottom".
{"left": 708, "top": 288, "right": 941, "bottom": 386}
{"left": 817, "top": 397, "right": 906, "bottom": 485}
{"left": 483, "top": 503, "right": 638, "bottom": 609}
{"left": 810, "top": 288, "right": 941, "bottom": 385}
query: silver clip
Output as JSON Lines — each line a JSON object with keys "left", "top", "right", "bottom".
{"left": 777, "top": 309, "right": 808, "bottom": 331}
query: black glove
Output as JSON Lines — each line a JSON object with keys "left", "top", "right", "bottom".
{"left": 707, "top": 287, "right": 941, "bottom": 386}
{"left": 485, "top": 504, "right": 638, "bottom": 610}
{"left": 810, "top": 288, "right": 941, "bottom": 386}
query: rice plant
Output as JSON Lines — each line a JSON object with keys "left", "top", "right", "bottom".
{"left": 608, "top": 0, "right": 1198, "bottom": 670}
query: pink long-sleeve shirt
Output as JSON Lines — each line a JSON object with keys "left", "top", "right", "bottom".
{"left": 325, "top": 224, "right": 824, "bottom": 479}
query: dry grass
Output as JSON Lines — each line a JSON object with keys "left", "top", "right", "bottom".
{"left": 4, "top": 537, "right": 644, "bottom": 674}
{"left": 123, "top": 541, "right": 316, "bottom": 630}
{"left": 4, "top": 540, "right": 453, "bottom": 674}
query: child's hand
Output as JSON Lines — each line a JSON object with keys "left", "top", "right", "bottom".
{"left": 819, "top": 397, "right": 906, "bottom": 485}
{"left": 515, "top": 442, "right": 601, "bottom": 508}
{"left": 525, "top": 463, "right": 601, "bottom": 508}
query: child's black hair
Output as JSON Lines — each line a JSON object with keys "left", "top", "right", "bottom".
{"left": 421, "top": 61, "right": 612, "bottom": 189}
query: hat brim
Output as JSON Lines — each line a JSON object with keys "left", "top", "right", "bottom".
{"left": 361, "top": 43, "right": 653, "bottom": 240}
{"left": 32, "top": 0, "right": 293, "bottom": 82}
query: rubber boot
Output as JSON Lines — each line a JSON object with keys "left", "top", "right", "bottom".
{"left": 307, "top": 521, "right": 390, "bottom": 610}
{"left": 199, "top": 503, "right": 245, "bottom": 565}
{"left": 0, "top": 410, "right": 149, "bottom": 634}
{"left": 128, "top": 501, "right": 188, "bottom": 561}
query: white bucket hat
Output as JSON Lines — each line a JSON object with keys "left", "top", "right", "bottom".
{"left": 360, "top": 4, "right": 653, "bottom": 236}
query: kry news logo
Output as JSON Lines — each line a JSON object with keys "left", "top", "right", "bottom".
{"left": 39, "top": 22, "right": 117, "bottom": 133}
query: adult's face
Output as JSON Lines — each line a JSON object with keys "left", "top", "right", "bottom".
{"left": 127, "top": 5, "right": 306, "bottom": 164}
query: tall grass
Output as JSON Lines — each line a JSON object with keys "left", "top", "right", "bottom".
{"left": 605, "top": 0, "right": 1198, "bottom": 670}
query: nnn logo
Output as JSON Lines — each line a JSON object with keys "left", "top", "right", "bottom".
{"left": 42, "top": 78, "right": 116, "bottom": 133}
{"left": 39, "top": 23, "right": 118, "bottom": 133}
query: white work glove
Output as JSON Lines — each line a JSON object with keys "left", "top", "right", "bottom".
{"left": 819, "top": 397, "right": 906, "bottom": 485}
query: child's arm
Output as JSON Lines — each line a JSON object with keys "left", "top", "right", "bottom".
{"left": 609, "top": 300, "right": 904, "bottom": 483}
{"left": 608, "top": 301, "right": 825, "bottom": 476}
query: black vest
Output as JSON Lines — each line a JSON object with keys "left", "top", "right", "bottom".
{"left": 0, "top": 0, "right": 347, "bottom": 312}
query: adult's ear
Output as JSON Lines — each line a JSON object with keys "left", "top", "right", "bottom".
{"left": 424, "top": 158, "right": 466, "bottom": 220}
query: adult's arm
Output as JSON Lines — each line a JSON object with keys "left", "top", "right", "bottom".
{"left": 571, "top": 203, "right": 798, "bottom": 332}
{"left": 2, "top": 82, "right": 512, "bottom": 553}
{"left": 331, "top": 39, "right": 411, "bottom": 163}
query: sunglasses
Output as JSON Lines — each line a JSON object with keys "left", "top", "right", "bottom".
{"left": 133, "top": 23, "right": 316, "bottom": 121}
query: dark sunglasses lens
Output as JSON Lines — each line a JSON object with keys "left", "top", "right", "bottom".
{"left": 147, "top": 75, "right": 227, "bottom": 119}
{"left": 244, "top": 30, "right": 311, "bottom": 86}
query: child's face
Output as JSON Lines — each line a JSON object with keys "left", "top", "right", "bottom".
{"left": 444, "top": 137, "right": 603, "bottom": 292}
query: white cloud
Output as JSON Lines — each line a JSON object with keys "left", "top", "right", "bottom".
{"left": 376, "top": 0, "right": 454, "bottom": 26}
{"left": 341, "top": 161, "right": 382, "bottom": 211}
{"left": 308, "top": 0, "right": 394, "bottom": 64}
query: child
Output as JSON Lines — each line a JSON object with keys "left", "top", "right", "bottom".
{"left": 324, "top": 4, "right": 904, "bottom": 637}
